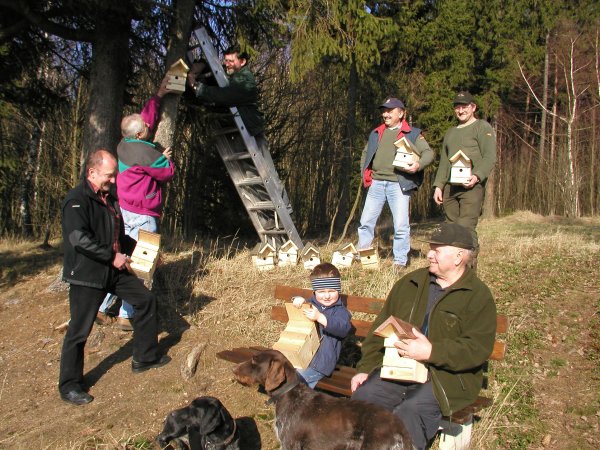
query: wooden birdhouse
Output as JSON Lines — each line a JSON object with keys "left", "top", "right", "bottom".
{"left": 251, "top": 242, "right": 276, "bottom": 271}
{"left": 331, "top": 242, "right": 357, "bottom": 268}
{"left": 166, "top": 59, "right": 190, "bottom": 93}
{"left": 278, "top": 240, "right": 299, "bottom": 267}
{"left": 130, "top": 230, "right": 160, "bottom": 286}
{"left": 272, "top": 303, "right": 320, "bottom": 369}
{"left": 301, "top": 242, "right": 321, "bottom": 271}
{"left": 392, "top": 136, "right": 420, "bottom": 169}
{"left": 374, "top": 316, "right": 428, "bottom": 383}
{"left": 449, "top": 150, "right": 472, "bottom": 184}
{"left": 358, "top": 247, "right": 379, "bottom": 270}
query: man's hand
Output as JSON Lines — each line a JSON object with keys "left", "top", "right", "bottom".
{"left": 433, "top": 187, "right": 444, "bottom": 205}
{"left": 112, "top": 252, "right": 131, "bottom": 271}
{"left": 393, "top": 327, "right": 432, "bottom": 362}
{"left": 463, "top": 174, "right": 479, "bottom": 189}
{"left": 402, "top": 161, "right": 420, "bottom": 174}
{"left": 162, "top": 147, "right": 172, "bottom": 160}
{"left": 187, "top": 62, "right": 206, "bottom": 87}
{"left": 351, "top": 373, "right": 369, "bottom": 392}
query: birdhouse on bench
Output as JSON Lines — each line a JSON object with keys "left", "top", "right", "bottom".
{"left": 358, "top": 247, "right": 379, "bottom": 270}
{"left": 301, "top": 242, "right": 321, "bottom": 270}
{"left": 374, "top": 316, "right": 428, "bottom": 383}
{"left": 130, "top": 230, "right": 161, "bottom": 286}
{"left": 392, "top": 136, "right": 420, "bottom": 170}
{"left": 278, "top": 240, "right": 299, "bottom": 267}
{"left": 331, "top": 243, "right": 357, "bottom": 268}
{"left": 272, "top": 303, "right": 320, "bottom": 369}
{"left": 449, "top": 150, "right": 472, "bottom": 184}
{"left": 251, "top": 242, "right": 276, "bottom": 271}
{"left": 166, "top": 59, "right": 190, "bottom": 93}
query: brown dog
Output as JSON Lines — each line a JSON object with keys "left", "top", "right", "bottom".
{"left": 233, "top": 349, "right": 413, "bottom": 450}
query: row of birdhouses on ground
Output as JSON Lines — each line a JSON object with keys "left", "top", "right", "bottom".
{"left": 251, "top": 240, "right": 380, "bottom": 271}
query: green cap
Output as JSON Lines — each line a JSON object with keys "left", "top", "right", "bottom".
{"left": 425, "top": 223, "right": 475, "bottom": 250}
{"left": 453, "top": 91, "right": 475, "bottom": 105}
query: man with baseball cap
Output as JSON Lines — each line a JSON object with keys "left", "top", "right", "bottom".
{"left": 433, "top": 91, "right": 496, "bottom": 245}
{"left": 358, "top": 96, "right": 434, "bottom": 270}
{"left": 351, "top": 222, "right": 497, "bottom": 449}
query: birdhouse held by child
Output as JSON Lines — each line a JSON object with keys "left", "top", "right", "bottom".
{"left": 130, "top": 230, "right": 161, "bottom": 287}
{"left": 358, "top": 247, "right": 379, "bottom": 270}
{"left": 301, "top": 242, "right": 321, "bottom": 271}
{"left": 251, "top": 242, "right": 276, "bottom": 271}
{"left": 392, "top": 136, "right": 421, "bottom": 170}
{"left": 166, "top": 59, "right": 190, "bottom": 93}
{"left": 278, "top": 240, "right": 299, "bottom": 267}
{"left": 272, "top": 303, "right": 320, "bottom": 369}
{"left": 449, "top": 150, "right": 472, "bottom": 184}
{"left": 331, "top": 242, "right": 357, "bottom": 268}
{"left": 374, "top": 316, "right": 428, "bottom": 383}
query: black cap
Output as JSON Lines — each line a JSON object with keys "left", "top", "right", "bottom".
{"left": 453, "top": 91, "right": 475, "bottom": 105}
{"left": 380, "top": 97, "right": 405, "bottom": 109}
{"left": 424, "top": 223, "right": 475, "bottom": 250}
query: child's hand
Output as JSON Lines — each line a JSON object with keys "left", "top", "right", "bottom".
{"left": 292, "top": 296, "right": 305, "bottom": 308}
{"left": 303, "top": 305, "right": 320, "bottom": 322}
{"left": 162, "top": 147, "right": 172, "bottom": 160}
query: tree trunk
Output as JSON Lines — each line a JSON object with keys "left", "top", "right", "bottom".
{"left": 80, "top": 14, "right": 131, "bottom": 158}
{"left": 20, "top": 122, "right": 43, "bottom": 237}
{"left": 153, "top": 0, "right": 196, "bottom": 149}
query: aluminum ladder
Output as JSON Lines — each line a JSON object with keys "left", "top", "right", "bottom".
{"left": 188, "top": 27, "right": 303, "bottom": 250}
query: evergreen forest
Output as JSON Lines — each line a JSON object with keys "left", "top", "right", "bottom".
{"left": 1, "top": 0, "right": 599, "bottom": 243}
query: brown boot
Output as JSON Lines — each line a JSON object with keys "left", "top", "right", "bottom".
{"left": 95, "top": 312, "right": 115, "bottom": 326}
{"left": 117, "top": 317, "right": 133, "bottom": 331}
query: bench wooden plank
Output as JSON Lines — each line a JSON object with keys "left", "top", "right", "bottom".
{"left": 271, "top": 306, "right": 374, "bottom": 338}
{"left": 274, "top": 285, "right": 384, "bottom": 315}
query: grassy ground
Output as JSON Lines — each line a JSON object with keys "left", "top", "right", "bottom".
{"left": 0, "top": 212, "right": 598, "bottom": 449}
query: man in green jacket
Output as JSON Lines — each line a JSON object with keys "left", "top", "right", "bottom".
{"left": 351, "top": 223, "right": 497, "bottom": 450}
{"left": 433, "top": 92, "right": 496, "bottom": 236}
{"left": 187, "top": 45, "right": 291, "bottom": 217}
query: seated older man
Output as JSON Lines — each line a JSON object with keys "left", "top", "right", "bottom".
{"left": 351, "top": 223, "right": 497, "bottom": 450}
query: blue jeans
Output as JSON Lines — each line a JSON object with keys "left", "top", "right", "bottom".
{"left": 297, "top": 367, "right": 325, "bottom": 389}
{"left": 357, "top": 180, "right": 412, "bottom": 265}
{"left": 99, "top": 209, "right": 159, "bottom": 319}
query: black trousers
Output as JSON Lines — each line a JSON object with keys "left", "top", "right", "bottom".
{"left": 351, "top": 369, "right": 442, "bottom": 450}
{"left": 58, "top": 269, "right": 158, "bottom": 393}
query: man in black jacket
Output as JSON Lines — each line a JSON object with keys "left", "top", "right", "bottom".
{"left": 59, "top": 149, "right": 170, "bottom": 405}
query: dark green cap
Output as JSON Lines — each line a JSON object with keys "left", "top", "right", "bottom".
{"left": 425, "top": 223, "right": 475, "bottom": 250}
{"left": 453, "top": 91, "right": 475, "bottom": 105}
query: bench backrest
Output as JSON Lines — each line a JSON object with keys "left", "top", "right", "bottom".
{"left": 271, "top": 284, "right": 508, "bottom": 361}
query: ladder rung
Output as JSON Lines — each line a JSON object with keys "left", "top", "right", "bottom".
{"left": 248, "top": 202, "right": 275, "bottom": 210}
{"left": 236, "top": 177, "right": 263, "bottom": 186}
{"left": 261, "top": 230, "right": 288, "bottom": 235}
{"left": 222, "top": 153, "right": 252, "bottom": 162}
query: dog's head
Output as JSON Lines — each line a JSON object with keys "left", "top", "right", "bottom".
{"left": 156, "top": 396, "right": 235, "bottom": 448}
{"left": 233, "top": 350, "right": 297, "bottom": 394}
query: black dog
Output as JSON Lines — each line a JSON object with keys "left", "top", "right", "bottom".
{"left": 157, "top": 396, "right": 239, "bottom": 450}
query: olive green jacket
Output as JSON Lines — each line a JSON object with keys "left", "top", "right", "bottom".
{"left": 356, "top": 267, "right": 497, "bottom": 416}
{"left": 195, "top": 66, "right": 265, "bottom": 136}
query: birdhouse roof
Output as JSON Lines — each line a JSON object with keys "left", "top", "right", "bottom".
{"left": 301, "top": 242, "right": 320, "bottom": 256}
{"left": 373, "top": 316, "right": 416, "bottom": 340}
{"left": 394, "top": 136, "right": 420, "bottom": 155}
{"left": 358, "top": 247, "right": 376, "bottom": 256}
{"left": 449, "top": 150, "right": 470, "bottom": 163}
{"left": 335, "top": 242, "right": 357, "bottom": 253}
{"left": 252, "top": 241, "right": 275, "bottom": 256}
{"left": 279, "top": 240, "right": 298, "bottom": 252}
{"left": 168, "top": 58, "right": 189, "bottom": 74}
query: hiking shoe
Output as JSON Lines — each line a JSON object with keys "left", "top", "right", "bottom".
{"left": 116, "top": 317, "right": 133, "bottom": 331}
{"left": 95, "top": 312, "right": 115, "bottom": 326}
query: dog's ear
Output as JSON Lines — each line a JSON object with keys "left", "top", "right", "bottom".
{"left": 188, "top": 398, "right": 223, "bottom": 435}
{"left": 264, "top": 357, "right": 287, "bottom": 392}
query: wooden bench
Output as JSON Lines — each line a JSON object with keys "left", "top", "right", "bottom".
{"left": 217, "top": 285, "right": 508, "bottom": 446}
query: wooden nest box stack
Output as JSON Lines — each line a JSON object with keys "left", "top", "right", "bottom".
{"left": 166, "top": 59, "right": 190, "bottom": 93}
{"left": 272, "top": 303, "right": 320, "bottom": 369}
{"left": 278, "top": 240, "right": 299, "bottom": 267}
{"left": 331, "top": 243, "right": 357, "bottom": 268}
{"left": 374, "top": 316, "right": 428, "bottom": 383}
{"left": 130, "top": 230, "right": 160, "bottom": 287}
{"left": 358, "top": 247, "right": 379, "bottom": 270}
{"left": 449, "top": 150, "right": 472, "bottom": 184}
{"left": 392, "top": 136, "right": 421, "bottom": 169}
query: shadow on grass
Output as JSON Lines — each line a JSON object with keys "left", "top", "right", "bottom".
{"left": 0, "top": 243, "right": 62, "bottom": 288}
